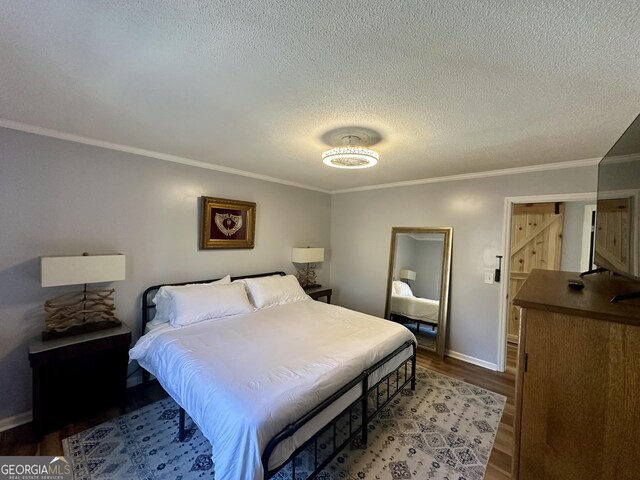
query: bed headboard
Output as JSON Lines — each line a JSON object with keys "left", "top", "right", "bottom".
{"left": 141, "top": 271, "right": 286, "bottom": 335}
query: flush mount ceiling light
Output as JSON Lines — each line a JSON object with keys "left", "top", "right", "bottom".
{"left": 322, "top": 135, "right": 379, "bottom": 169}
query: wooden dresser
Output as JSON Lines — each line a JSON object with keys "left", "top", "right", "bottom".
{"left": 512, "top": 269, "right": 640, "bottom": 480}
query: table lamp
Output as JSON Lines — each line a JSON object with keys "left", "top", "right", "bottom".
{"left": 41, "top": 253, "right": 126, "bottom": 340}
{"left": 291, "top": 247, "right": 324, "bottom": 289}
{"left": 400, "top": 268, "right": 416, "bottom": 287}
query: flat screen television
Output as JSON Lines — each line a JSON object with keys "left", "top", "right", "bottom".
{"left": 594, "top": 113, "right": 640, "bottom": 283}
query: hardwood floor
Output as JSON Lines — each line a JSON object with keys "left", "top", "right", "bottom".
{"left": 0, "top": 379, "right": 167, "bottom": 457}
{"left": 0, "top": 346, "right": 517, "bottom": 479}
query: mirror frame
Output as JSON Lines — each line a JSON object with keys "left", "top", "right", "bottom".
{"left": 384, "top": 227, "right": 453, "bottom": 357}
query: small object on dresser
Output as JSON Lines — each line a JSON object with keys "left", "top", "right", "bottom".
{"left": 568, "top": 279, "right": 585, "bottom": 291}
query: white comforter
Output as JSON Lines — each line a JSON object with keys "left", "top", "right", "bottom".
{"left": 130, "top": 299, "right": 415, "bottom": 480}
{"left": 390, "top": 295, "right": 440, "bottom": 323}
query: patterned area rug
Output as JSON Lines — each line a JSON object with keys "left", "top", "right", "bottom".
{"left": 63, "top": 367, "right": 505, "bottom": 480}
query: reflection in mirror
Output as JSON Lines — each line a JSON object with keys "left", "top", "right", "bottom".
{"left": 384, "top": 227, "right": 453, "bottom": 356}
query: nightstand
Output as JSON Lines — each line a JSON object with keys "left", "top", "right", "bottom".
{"left": 305, "top": 286, "right": 332, "bottom": 304}
{"left": 29, "top": 325, "right": 131, "bottom": 438}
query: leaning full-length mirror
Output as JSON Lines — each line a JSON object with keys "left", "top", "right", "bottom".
{"left": 384, "top": 227, "right": 453, "bottom": 357}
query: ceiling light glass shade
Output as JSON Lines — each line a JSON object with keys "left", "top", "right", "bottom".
{"left": 322, "top": 146, "right": 379, "bottom": 169}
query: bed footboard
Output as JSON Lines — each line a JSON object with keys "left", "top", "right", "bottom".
{"left": 262, "top": 340, "right": 417, "bottom": 479}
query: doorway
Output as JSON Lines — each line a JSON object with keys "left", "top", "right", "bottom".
{"left": 497, "top": 193, "right": 596, "bottom": 371}
{"left": 507, "top": 202, "right": 565, "bottom": 345}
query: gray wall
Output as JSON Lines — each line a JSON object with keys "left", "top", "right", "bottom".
{"left": 392, "top": 236, "right": 444, "bottom": 299}
{"left": 0, "top": 128, "right": 331, "bottom": 420}
{"left": 393, "top": 235, "right": 415, "bottom": 282}
{"left": 330, "top": 166, "right": 597, "bottom": 367}
{"left": 412, "top": 239, "right": 444, "bottom": 300}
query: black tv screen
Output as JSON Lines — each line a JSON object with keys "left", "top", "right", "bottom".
{"left": 595, "top": 113, "right": 640, "bottom": 280}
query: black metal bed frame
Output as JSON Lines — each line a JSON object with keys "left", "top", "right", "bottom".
{"left": 140, "top": 271, "right": 417, "bottom": 480}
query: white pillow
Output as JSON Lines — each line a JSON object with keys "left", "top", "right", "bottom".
{"left": 239, "top": 274, "right": 309, "bottom": 309}
{"left": 150, "top": 275, "right": 231, "bottom": 325}
{"left": 168, "top": 282, "right": 254, "bottom": 327}
{"left": 393, "top": 280, "right": 413, "bottom": 297}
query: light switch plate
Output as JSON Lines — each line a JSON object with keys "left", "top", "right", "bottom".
{"left": 484, "top": 270, "right": 494, "bottom": 284}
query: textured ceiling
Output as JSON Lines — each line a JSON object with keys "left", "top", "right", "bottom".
{"left": 1, "top": 0, "right": 639, "bottom": 191}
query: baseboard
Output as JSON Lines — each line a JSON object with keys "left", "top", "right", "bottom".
{"left": 0, "top": 410, "right": 32, "bottom": 433}
{"left": 2, "top": 372, "right": 143, "bottom": 432}
{"left": 1, "top": 376, "right": 146, "bottom": 432}
{"left": 445, "top": 349, "right": 499, "bottom": 371}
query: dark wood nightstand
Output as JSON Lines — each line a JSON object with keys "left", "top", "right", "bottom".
{"left": 305, "top": 286, "right": 332, "bottom": 304}
{"left": 29, "top": 325, "right": 131, "bottom": 438}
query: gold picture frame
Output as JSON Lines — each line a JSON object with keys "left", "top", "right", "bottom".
{"left": 200, "top": 197, "right": 256, "bottom": 249}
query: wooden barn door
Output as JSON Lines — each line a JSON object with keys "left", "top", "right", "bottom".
{"left": 595, "top": 197, "right": 631, "bottom": 273}
{"left": 508, "top": 203, "right": 564, "bottom": 344}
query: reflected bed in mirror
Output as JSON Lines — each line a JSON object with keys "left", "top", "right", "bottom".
{"left": 384, "top": 227, "right": 453, "bottom": 356}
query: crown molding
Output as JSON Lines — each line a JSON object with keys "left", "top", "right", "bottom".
{"left": 331, "top": 157, "right": 600, "bottom": 194}
{"left": 1, "top": 118, "right": 600, "bottom": 196}
{"left": 0, "top": 119, "right": 330, "bottom": 194}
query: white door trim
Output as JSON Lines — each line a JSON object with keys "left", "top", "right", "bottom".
{"left": 496, "top": 192, "right": 596, "bottom": 372}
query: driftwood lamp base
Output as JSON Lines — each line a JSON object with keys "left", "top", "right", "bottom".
{"left": 42, "top": 318, "right": 122, "bottom": 340}
{"left": 296, "top": 263, "right": 319, "bottom": 289}
{"left": 43, "top": 289, "right": 121, "bottom": 341}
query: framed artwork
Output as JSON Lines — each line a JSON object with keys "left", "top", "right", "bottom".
{"left": 200, "top": 197, "right": 256, "bottom": 249}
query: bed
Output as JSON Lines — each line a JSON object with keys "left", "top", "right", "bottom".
{"left": 130, "top": 272, "right": 417, "bottom": 480}
{"left": 390, "top": 280, "right": 440, "bottom": 326}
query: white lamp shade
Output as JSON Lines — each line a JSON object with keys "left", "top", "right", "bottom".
{"left": 291, "top": 247, "right": 324, "bottom": 263}
{"left": 41, "top": 254, "right": 126, "bottom": 287}
{"left": 399, "top": 269, "right": 416, "bottom": 281}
